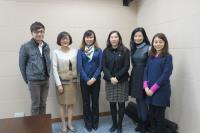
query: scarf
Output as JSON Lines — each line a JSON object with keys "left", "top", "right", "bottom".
{"left": 85, "top": 45, "right": 94, "bottom": 61}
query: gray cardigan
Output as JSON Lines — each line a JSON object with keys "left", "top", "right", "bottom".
{"left": 19, "top": 38, "right": 51, "bottom": 83}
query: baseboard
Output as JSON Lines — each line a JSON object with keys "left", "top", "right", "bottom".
{"left": 51, "top": 112, "right": 111, "bottom": 123}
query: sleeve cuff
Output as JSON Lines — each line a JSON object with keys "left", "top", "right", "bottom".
{"left": 92, "top": 77, "right": 96, "bottom": 81}
{"left": 143, "top": 81, "right": 148, "bottom": 89}
{"left": 56, "top": 81, "right": 62, "bottom": 86}
{"left": 93, "top": 74, "right": 98, "bottom": 80}
{"left": 150, "top": 83, "right": 160, "bottom": 93}
{"left": 85, "top": 77, "right": 90, "bottom": 82}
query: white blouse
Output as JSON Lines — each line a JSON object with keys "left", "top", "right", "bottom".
{"left": 52, "top": 48, "right": 78, "bottom": 86}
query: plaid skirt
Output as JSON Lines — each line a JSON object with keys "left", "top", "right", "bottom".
{"left": 105, "top": 81, "right": 129, "bottom": 102}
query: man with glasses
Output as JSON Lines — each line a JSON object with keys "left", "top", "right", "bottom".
{"left": 19, "top": 22, "right": 51, "bottom": 115}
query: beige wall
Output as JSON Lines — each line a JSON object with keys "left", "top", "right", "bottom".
{"left": 1, "top": 1, "right": 199, "bottom": 132}
{"left": 0, "top": 0, "right": 137, "bottom": 118}
{"left": 136, "top": 0, "right": 200, "bottom": 132}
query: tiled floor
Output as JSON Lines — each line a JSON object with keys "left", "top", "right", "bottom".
{"left": 52, "top": 115, "right": 137, "bottom": 133}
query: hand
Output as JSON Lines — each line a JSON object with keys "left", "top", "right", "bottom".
{"left": 144, "top": 87, "right": 149, "bottom": 95}
{"left": 147, "top": 89, "right": 154, "bottom": 96}
{"left": 87, "top": 80, "right": 91, "bottom": 86}
{"left": 113, "top": 77, "right": 118, "bottom": 83}
{"left": 87, "top": 78, "right": 96, "bottom": 86}
{"left": 110, "top": 77, "right": 118, "bottom": 85}
{"left": 57, "top": 85, "right": 64, "bottom": 94}
{"left": 87, "top": 79, "right": 93, "bottom": 86}
{"left": 90, "top": 77, "right": 96, "bottom": 84}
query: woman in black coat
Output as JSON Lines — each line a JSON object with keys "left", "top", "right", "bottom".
{"left": 102, "top": 31, "right": 130, "bottom": 133}
{"left": 129, "top": 27, "right": 150, "bottom": 133}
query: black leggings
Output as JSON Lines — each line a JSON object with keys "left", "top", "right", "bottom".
{"left": 110, "top": 102, "right": 125, "bottom": 127}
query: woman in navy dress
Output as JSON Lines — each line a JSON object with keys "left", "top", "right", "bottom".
{"left": 143, "top": 33, "right": 173, "bottom": 133}
{"left": 129, "top": 27, "right": 150, "bottom": 133}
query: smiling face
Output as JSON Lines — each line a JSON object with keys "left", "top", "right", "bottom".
{"left": 60, "top": 36, "right": 70, "bottom": 47}
{"left": 153, "top": 36, "right": 165, "bottom": 53}
{"left": 110, "top": 32, "right": 119, "bottom": 48}
{"left": 134, "top": 31, "right": 144, "bottom": 44}
{"left": 31, "top": 28, "right": 45, "bottom": 43}
{"left": 84, "top": 34, "right": 95, "bottom": 45}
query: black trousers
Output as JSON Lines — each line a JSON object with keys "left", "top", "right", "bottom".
{"left": 149, "top": 105, "right": 166, "bottom": 133}
{"left": 80, "top": 79, "right": 101, "bottom": 127}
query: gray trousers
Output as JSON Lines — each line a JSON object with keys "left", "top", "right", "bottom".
{"left": 28, "top": 80, "right": 49, "bottom": 115}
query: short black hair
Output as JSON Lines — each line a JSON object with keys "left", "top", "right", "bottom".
{"left": 57, "top": 31, "right": 72, "bottom": 46}
{"left": 30, "top": 21, "right": 45, "bottom": 32}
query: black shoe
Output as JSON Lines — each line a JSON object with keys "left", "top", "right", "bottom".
{"left": 109, "top": 124, "right": 118, "bottom": 132}
{"left": 85, "top": 126, "right": 92, "bottom": 132}
{"left": 117, "top": 126, "right": 122, "bottom": 133}
{"left": 92, "top": 124, "right": 98, "bottom": 131}
{"left": 140, "top": 121, "right": 147, "bottom": 133}
{"left": 140, "top": 128, "right": 146, "bottom": 133}
{"left": 93, "top": 126, "right": 98, "bottom": 131}
{"left": 135, "top": 123, "right": 142, "bottom": 132}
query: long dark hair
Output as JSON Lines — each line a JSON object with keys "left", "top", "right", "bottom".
{"left": 130, "top": 27, "right": 150, "bottom": 54}
{"left": 106, "top": 30, "right": 126, "bottom": 51}
{"left": 150, "top": 33, "right": 169, "bottom": 56}
{"left": 80, "top": 30, "right": 99, "bottom": 50}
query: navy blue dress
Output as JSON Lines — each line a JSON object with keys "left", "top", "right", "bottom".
{"left": 144, "top": 54, "right": 173, "bottom": 107}
{"left": 130, "top": 43, "right": 149, "bottom": 99}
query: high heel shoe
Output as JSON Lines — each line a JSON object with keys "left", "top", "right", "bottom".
{"left": 60, "top": 128, "right": 67, "bottom": 133}
{"left": 67, "top": 125, "right": 77, "bottom": 132}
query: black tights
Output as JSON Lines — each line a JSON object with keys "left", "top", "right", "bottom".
{"left": 110, "top": 102, "right": 125, "bottom": 128}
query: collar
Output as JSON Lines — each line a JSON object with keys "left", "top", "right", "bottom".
{"left": 110, "top": 46, "right": 119, "bottom": 51}
{"left": 38, "top": 42, "right": 44, "bottom": 47}
{"left": 31, "top": 38, "right": 46, "bottom": 48}
{"left": 136, "top": 42, "right": 146, "bottom": 48}
{"left": 83, "top": 45, "right": 98, "bottom": 51}
{"left": 85, "top": 44, "right": 93, "bottom": 47}
{"left": 31, "top": 38, "right": 43, "bottom": 46}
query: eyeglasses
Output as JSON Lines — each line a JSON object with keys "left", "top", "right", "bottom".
{"left": 33, "top": 30, "right": 45, "bottom": 34}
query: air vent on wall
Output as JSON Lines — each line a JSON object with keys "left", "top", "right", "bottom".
{"left": 123, "top": 0, "right": 134, "bottom": 6}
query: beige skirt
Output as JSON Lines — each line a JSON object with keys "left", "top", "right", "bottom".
{"left": 56, "top": 83, "right": 77, "bottom": 105}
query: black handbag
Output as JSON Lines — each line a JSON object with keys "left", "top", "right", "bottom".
{"left": 125, "top": 102, "right": 139, "bottom": 123}
{"left": 125, "top": 102, "right": 178, "bottom": 133}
